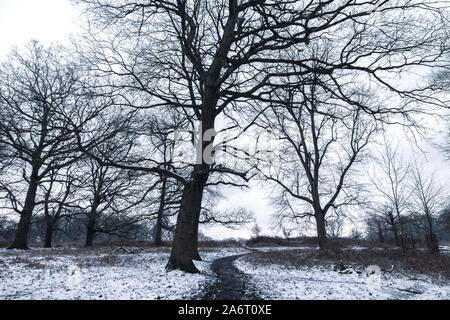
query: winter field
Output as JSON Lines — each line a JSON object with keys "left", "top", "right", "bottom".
{"left": 1, "top": 0, "right": 450, "bottom": 306}
{"left": 0, "top": 241, "right": 449, "bottom": 300}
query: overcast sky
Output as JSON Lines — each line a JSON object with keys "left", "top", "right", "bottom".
{"left": 0, "top": 0, "right": 448, "bottom": 240}
{"left": 0, "top": 0, "right": 79, "bottom": 57}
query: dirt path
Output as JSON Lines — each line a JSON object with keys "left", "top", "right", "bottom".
{"left": 195, "top": 253, "right": 261, "bottom": 300}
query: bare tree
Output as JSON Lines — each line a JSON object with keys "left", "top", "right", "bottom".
{"left": 0, "top": 42, "right": 85, "bottom": 249}
{"left": 251, "top": 223, "right": 262, "bottom": 238}
{"left": 439, "top": 205, "right": 450, "bottom": 238}
{"left": 74, "top": 0, "right": 448, "bottom": 271}
{"left": 370, "top": 137, "right": 415, "bottom": 251}
{"left": 370, "top": 204, "right": 401, "bottom": 245}
{"left": 139, "top": 113, "right": 187, "bottom": 246}
{"left": 431, "top": 52, "right": 450, "bottom": 160}
{"left": 411, "top": 163, "right": 447, "bottom": 253}
{"left": 78, "top": 147, "right": 156, "bottom": 247}
{"left": 365, "top": 214, "right": 385, "bottom": 243}
{"left": 326, "top": 215, "right": 344, "bottom": 239}
{"left": 39, "top": 165, "right": 80, "bottom": 247}
{"left": 430, "top": 52, "right": 450, "bottom": 92}
{"left": 258, "top": 73, "right": 377, "bottom": 250}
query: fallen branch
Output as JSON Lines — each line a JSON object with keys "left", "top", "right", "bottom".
{"left": 112, "top": 246, "right": 133, "bottom": 254}
{"left": 396, "top": 287, "right": 423, "bottom": 295}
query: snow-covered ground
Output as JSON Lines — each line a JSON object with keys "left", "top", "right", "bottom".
{"left": 234, "top": 255, "right": 450, "bottom": 300}
{"left": 1, "top": 245, "right": 448, "bottom": 300}
{"left": 0, "top": 246, "right": 246, "bottom": 300}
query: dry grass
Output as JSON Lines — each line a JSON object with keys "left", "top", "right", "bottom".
{"left": 3, "top": 245, "right": 170, "bottom": 269}
{"left": 246, "top": 248, "right": 450, "bottom": 278}
{"left": 2, "top": 239, "right": 447, "bottom": 276}
{"left": 198, "top": 240, "right": 242, "bottom": 248}
{"left": 2, "top": 248, "right": 88, "bottom": 258}
{"left": 76, "top": 254, "right": 126, "bottom": 268}
{"left": 246, "top": 236, "right": 295, "bottom": 247}
{"left": 8, "top": 256, "right": 47, "bottom": 269}
{"left": 245, "top": 236, "right": 391, "bottom": 249}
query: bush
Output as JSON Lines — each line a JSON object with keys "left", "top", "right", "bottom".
{"left": 245, "top": 236, "right": 292, "bottom": 247}
{"left": 245, "top": 236, "right": 384, "bottom": 249}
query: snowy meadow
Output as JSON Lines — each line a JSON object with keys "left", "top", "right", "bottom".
{"left": 1, "top": 243, "right": 448, "bottom": 300}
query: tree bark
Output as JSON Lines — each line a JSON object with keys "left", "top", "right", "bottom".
{"left": 85, "top": 213, "right": 97, "bottom": 248}
{"left": 8, "top": 165, "right": 40, "bottom": 250}
{"left": 166, "top": 168, "right": 209, "bottom": 273}
{"left": 85, "top": 220, "right": 95, "bottom": 248}
{"left": 85, "top": 195, "right": 100, "bottom": 248}
{"left": 166, "top": 85, "right": 217, "bottom": 271}
{"left": 191, "top": 208, "right": 202, "bottom": 261}
{"left": 387, "top": 211, "right": 399, "bottom": 245}
{"left": 43, "top": 222, "right": 53, "bottom": 248}
{"left": 315, "top": 211, "right": 328, "bottom": 250}
{"left": 425, "top": 233, "right": 440, "bottom": 254}
{"left": 377, "top": 223, "right": 384, "bottom": 243}
{"left": 425, "top": 211, "right": 439, "bottom": 254}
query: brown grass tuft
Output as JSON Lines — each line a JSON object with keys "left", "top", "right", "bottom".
{"left": 246, "top": 248, "right": 450, "bottom": 278}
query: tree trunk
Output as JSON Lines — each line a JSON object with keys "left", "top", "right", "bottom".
{"left": 190, "top": 208, "right": 202, "bottom": 261}
{"left": 154, "top": 177, "right": 167, "bottom": 247}
{"left": 8, "top": 165, "right": 40, "bottom": 250}
{"left": 164, "top": 4, "right": 236, "bottom": 269}
{"left": 392, "top": 229, "right": 399, "bottom": 246}
{"left": 43, "top": 222, "right": 53, "bottom": 248}
{"left": 315, "top": 211, "right": 327, "bottom": 250}
{"left": 85, "top": 215, "right": 96, "bottom": 248}
{"left": 164, "top": 0, "right": 238, "bottom": 271}
{"left": 166, "top": 168, "right": 209, "bottom": 273}
{"left": 425, "top": 233, "right": 440, "bottom": 255}
{"left": 395, "top": 205, "right": 405, "bottom": 239}
{"left": 85, "top": 197, "right": 100, "bottom": 248}
{"left": 166, "top": 98, "right": 216, "bottom": 271}
{"left": 377, "top": 223, "right": 384, "bottom": 243}
{"left": 387, "top": 212, "right": 399, "bottom": 245}
{"left": 424, "top": 211, "right": 439, "bottom": 254}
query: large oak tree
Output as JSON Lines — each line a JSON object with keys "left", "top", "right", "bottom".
{"left": 75, "top": 0, "right": 448, "bottom": 272}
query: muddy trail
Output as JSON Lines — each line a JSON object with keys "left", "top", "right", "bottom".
{"left": 194, "top": 253, "right": 261, "bottom": 300}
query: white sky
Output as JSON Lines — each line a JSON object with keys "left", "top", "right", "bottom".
{"left": 0, "top": 0, "right": 448, "bottom": 240}
{"left": 0, "top": 0, "right": 80, "bottom": 57}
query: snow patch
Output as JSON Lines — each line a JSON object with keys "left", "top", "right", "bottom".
{"left": 234, "top": 256, "right": 450, "bottom": 300}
